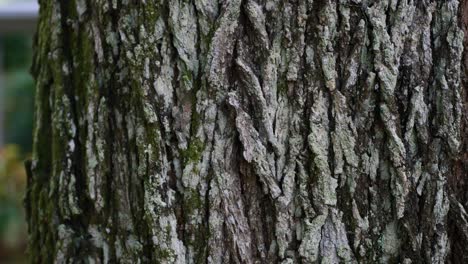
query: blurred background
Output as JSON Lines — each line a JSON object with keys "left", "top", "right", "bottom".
{"left": 0, "top": 0, "right": 38, "bottom": 263}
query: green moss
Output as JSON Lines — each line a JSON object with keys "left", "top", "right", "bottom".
{"left": 277, "top": 79, "right": 288, "bottom": 96}
{"left": 185, "top": 190, "right": 203, "bottom": 214}
{"left": 181, "top": 138, "right": 205, "bottom": 164}
{"left": 182, "top": 189, "right": 209, "bottom": 264}
{"left": 154, "top": 248, "right": 175, "bottom": 263}
{"left": 190, "top": 101, "right": 202, "bottom": 129}
{"left": 142, "top": 3, "right": 160, "bottom": 25}
{"left": 182, "top": 71, "right": 193, "bottom": 90}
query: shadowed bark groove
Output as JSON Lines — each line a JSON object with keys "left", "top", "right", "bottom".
{"left": 26, "top": 0, "right": 468, "bottom": 263}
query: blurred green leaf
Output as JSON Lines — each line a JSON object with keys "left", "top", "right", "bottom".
{"left": 4, "top": 70, "right": 34, "bottom": 152}
{"left": 2, "top": 34, "right": 32, "bottom": 71}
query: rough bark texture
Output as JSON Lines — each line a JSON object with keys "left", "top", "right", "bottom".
{"left": 26, "top": 0, "right": 468, "bottom": 263}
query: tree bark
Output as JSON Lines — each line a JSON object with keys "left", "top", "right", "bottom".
{"left": 26, "top": 0, "right": 468, "bottom": 263}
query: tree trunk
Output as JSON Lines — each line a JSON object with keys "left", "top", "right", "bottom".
{"left": 26, "top": 0, "right": 468, "bottom": 263}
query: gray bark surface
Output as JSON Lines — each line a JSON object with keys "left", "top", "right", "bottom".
{"left": 26, "top": 0, "right": 468, "bottom": 263}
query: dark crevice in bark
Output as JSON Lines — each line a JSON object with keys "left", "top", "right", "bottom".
{"left": 57, "top": 3, "right": 94, "bottom": 261}
{"left": 102, "top": 2, "right": 122, "bottom": 262}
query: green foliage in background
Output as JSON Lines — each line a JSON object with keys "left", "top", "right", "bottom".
{"left": 0, "top": 34, "right": 33, "bottom": 262}
{"left": 0, "top": 145, "right": 27, "bottom": 246}
{"left": 3, "top": 35, "right": 32, "bottom": 71}
{"left": 3, "top": 34, "right": 34, "bottom": 152}
{"left": 4, "top": 71, "right": 34, "bottom": 152}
